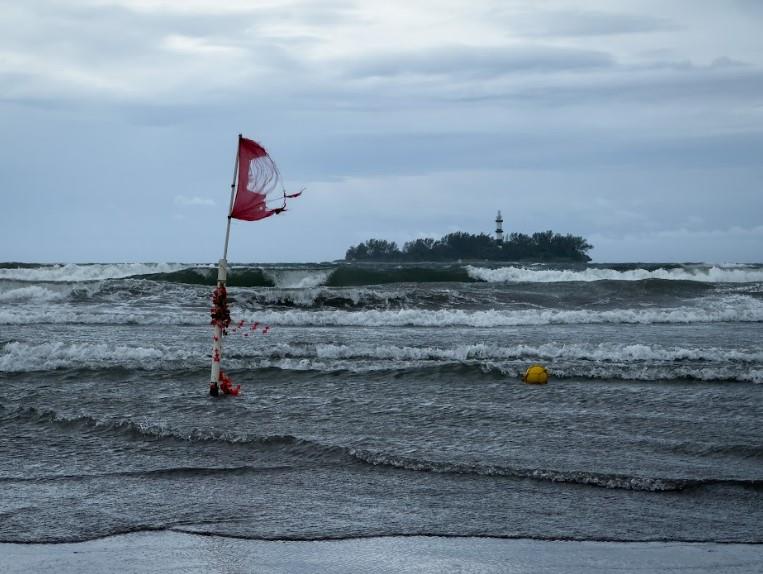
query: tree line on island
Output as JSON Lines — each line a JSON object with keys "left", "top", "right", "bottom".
{"left": 345, "top": 231, "right": 592, "bottom": 262}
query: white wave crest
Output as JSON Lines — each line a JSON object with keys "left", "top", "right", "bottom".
{"left": 0, "top": 341, "right": 196, "bottom": 372}
{"left": 241, "top": 296, "right": 763, "bottom": 327}
{"left": 261, "top": 268, "right": 333, "bottom": 289}
{"left": 0, "top": 306, "right": 202, "bottom": 325}
{"left": 4, "top": 340, "right": 761, "bottom": 382}
{"left": 2, "top": 295, "right": 761, "bottom": 326}
{"left": 466, "top": 265, "right": 763, "bottom": 283}
{"left": 0, "top": 286, "right": 66, "bottom": 302}
{"left": 0, "top": 263, "right": 189, "bottom": 283}
{"left": 312, "top": 342, "right": 763, "bottom": 364}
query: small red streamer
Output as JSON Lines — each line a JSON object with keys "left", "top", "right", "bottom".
{"left": 210, "top": 284, "right": 231, "bottom": 332}
{"left": 219, "top": 371, "right": 240, "bottom": 396}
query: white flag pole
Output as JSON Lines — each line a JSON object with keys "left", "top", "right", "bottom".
{"left": 210, "top": 134, "right": 241, "bottom": 387}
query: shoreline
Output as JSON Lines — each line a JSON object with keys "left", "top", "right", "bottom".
{"left": 2, "top": 532, "right": 761, "bottom": 574}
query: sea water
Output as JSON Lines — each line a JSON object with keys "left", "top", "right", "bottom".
{"left": 1, "top": 261, "right": 761, "bottom": 543}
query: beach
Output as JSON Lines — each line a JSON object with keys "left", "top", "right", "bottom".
{"left": 3, "top": 533, "right": 762, "bottom": 574}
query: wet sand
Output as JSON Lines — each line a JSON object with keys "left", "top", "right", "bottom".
{"left": 2, "top": 532, "right": 761, "bottom": 574}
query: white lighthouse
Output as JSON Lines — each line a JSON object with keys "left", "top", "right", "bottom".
{"left": 495, "top": 210, "right": 504, "bottom": 244}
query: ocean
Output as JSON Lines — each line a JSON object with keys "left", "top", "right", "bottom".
{"left": 1, "top": 261, "right": 761, "bottom": 545}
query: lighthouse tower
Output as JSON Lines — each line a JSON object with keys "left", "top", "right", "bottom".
{"left": 495, "top": 210, "right": 504, "bottom": 244}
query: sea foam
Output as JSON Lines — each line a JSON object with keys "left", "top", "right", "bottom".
{"left": 0, "top": 286, "right": 66, "bottom": 302}
{"left": 311, "top": 342, "right": 763, "bottom": 364}
{"left": 2, "top": 294, "right": 761, "bottom": 326}
{"left": 241, "top": 296, "right": 763, "bottom": 327}
{"left": 4, "top": 340, "right": 761, "bottom": 382}
{"left": 0, "top": 341, "right": 195, "bottom": 372}
{"left": 466, "top": 265, "right": 763, "bottom": 283}
{"left": 0, "top": 263, "right": 189, "bottom": 283}
{"left": 261, "top": 268, "right": 333, "bottom": 289}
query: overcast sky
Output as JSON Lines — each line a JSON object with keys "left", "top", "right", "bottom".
{"left": 1, "top": 0, "right": 761, "bottom": 263}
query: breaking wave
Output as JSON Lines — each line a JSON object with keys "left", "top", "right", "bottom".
{"left": 141, "top": 263, "right": 763, "bottom": 287}
{"left": 0, "top": 263, "right": 189, "bottom": 283}
{"left": 0, "top": 341, "right": 196, "bottom": 372}
{"left": 2, "top": 294, "right": 762, "bottom": 326}
{"left": 0, "top": 285, "right": 66, "bottom": 302}
{"left": 3, "top": 341, "right": 761, "bottom": 382}
{"left": 309, "top": 342, "right": 763, "bottom": 364}
{"left": 466, "top": 265, "right": 763, "bottom": 283}
{"left": 262, "top": 268, "right": 333, "bottom": 289}
{"left": 239, "top": 297, "right": 763, "bottom": 327}
{"left": 0, "top": 306, "right": 202, "bottom": 325}
{"left": 142, "top": 265, "right": 473, "bottom": 287}
{"left": 0, "top": 279, "right": 472, "bottom": 310}
{"left": 3, "top": 262, "right": 761, "bottom": 289}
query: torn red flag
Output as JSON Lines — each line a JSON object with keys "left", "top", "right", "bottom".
{"left": 229, "top": 136, "right": 300, "bottom": 221}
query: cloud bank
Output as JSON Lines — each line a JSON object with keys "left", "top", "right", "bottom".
{"left": 0, "top": 0, "right": 761, "bottom": 262}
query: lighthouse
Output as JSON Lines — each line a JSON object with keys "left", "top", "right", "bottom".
{"left": 495, "top": 210, "right": 504, "bottom": 244}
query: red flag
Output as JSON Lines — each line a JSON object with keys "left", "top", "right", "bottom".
{"left": 230, "top": 137, "right": 281, "bottom": 221}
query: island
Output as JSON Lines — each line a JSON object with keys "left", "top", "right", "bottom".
{"left": 345, "top": 230, "right": 592, "bottom": 262}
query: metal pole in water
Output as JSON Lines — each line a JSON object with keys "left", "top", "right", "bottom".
{"left": 210, "top": 135, "right": 241, "bottom": 387}
{"left": 210, "top": 259, "right": 228, "bottom": 385}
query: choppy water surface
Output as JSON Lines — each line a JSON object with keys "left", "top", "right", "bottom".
{"left": 1, "top": 261, "right": 761, "bottom": 543}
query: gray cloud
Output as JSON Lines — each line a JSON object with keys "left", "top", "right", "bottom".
{"left": 0, "top": 1, "right": 308, "bottom": 105}
{"left": 0, "top": 0, "right": 761, "bottom": 262}
{"left": 344, "top": 45, "right": 613, "bottom": 79}
{"left": 279, "top": 127, "right": 763, "bottom": 183}
{"left": 509, "top": 9, "right": 675, "bottom": 37}
{"left": 438, "top": 63, "right": 763, "bottom": 115}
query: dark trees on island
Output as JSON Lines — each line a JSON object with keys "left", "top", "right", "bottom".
{"left": 345, "top": 231, "right": 592, "bottom": 262}
{"left": 344, "top": 238, "right": 402, "bottom": 261}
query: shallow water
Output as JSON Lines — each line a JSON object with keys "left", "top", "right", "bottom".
{"left": 1, "top": 261, "right": 761, "bottom": 543}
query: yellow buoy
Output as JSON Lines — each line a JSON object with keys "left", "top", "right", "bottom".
{"left": 522, "top": 364, "right": 549, "bottom": 385}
